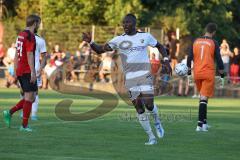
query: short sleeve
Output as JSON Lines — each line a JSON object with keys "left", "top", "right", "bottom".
{"left": 147, "top": 33, "right": 158, "bottom": 47}
{"left": 26, "top": 35, "right": 35, "bottom": 53}
{"left": 40, "top": 39, "right": 47, "bottom": 54}
{"left": 107, "top": 36, "right": 120, "bottom": 50}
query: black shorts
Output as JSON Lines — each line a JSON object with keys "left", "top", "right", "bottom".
{"left": 18, "top": 73, "right": 38, "bottom": 92}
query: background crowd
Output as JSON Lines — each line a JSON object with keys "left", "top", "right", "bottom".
{"left": 0, "top": 32, "right": 239, "bottom": 97}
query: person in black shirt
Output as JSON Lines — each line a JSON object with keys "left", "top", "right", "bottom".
{"left": 169, "top": 33, "right": 180, "bottom": 70}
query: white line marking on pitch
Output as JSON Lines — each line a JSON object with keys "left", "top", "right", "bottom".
{"left": 0, "top": 152, "right": 105, "bottom": 160}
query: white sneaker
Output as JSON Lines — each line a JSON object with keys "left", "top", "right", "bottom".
{"left": 145, "top": 138, "right": 157, "bottom": 145}
{"left": 196, "top": 126, "right": 208, "bottom": 132}
{"left": 154, "top": 122, "right": 164, "bottom": 138}
{"left": 202, "top": 124, "right": 210, "bottom": 131}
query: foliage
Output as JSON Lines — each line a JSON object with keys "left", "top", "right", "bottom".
{"left": 104, "top": 0, "right": 144, "bottom": 26}
{"left": 2, "top": 0, "right": 240, "bottom": 51}
{"left": 141, "top": 0, "right": 239, "bottom": 46}
{"left": 43, "top": 0, "right": 108, "bottom": 25}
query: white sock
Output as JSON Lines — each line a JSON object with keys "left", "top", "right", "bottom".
{"left": 138, "top": 113, "right": 155, "bottom": 140}
{"left": 31, "top": 95, "right": 39, "bottom": 117}
{"left": 150, "top": 104, "right": 162, "bottom": 126}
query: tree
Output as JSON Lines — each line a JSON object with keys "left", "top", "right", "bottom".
{"left": 43, "top": 0, "right": 108, "bottom": 25}
{"left": 141, "top": 0, "right": 239, "bottom": 46}
{"left": 3, "top": 0, "right": 240, "bottom": 49}
{"left": 104, "top": 0, "right": 144, "bottom": 26}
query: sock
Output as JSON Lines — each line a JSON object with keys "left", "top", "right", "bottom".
{"left": 138, "top": 113, "right": 155, "bottom": 140}
{"left": 9, "top": 99, "right": 25, "bottom": 115}
{"left": 149, "top": 104, "right": 162, "bottom": 126}
{"left": 22, "top": 100, "right": 33, "bottom": 128}
{"left": 203, "top": 119, "right": 207, "bottom": 124}
{"left": 31, "top": 95, "right": 39, "bottom": 117}
{"left": 198, "top": 121, "right": 203, "bottom": 127}
{"left": 198, "top": 100, "right": 207, "bottom": 127}
{"left": 203, "top": 100, "right": 208, "bottom": 124}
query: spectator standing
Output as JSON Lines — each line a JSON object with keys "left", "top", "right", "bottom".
{"left": 42, "top": 59, "right": 57, "bottom": 89}
{"left": 79, "top": 41, "right": 91, "bottom": 69}
{"left": 178, "top": 55, "right": 189, "bottom": 96}
{"left": 0, "top": 42, "right": 5, "bottom": 66}
{"left": 3, "top": 43, "right": 17, "bottom": 87}
{"left": 150, "top": 53, "right": 160, "bottom": 86}
{"left": 169, "top": 33, "right": 180, "bottom": 71}
{"left": 220, "top": 39, "right": 232, "bottom": 78}
{"left": 149, "top": 46, "right": 160, "bottom": 60}
{"left": 7, "top": 43, "right": 16, "bottom": 61}
{"left": 52, "top": 44, "right": 65, "bottom": 66}
{"left": 99, "top": 51, "right": 113, "bottom": 83}
{"left": 230, "top": 47, "right": 240, "bottom": 84}
{"left": 163, "top": 36, "right": 170, "bottom": 57}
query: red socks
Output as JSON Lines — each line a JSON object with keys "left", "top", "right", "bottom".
{"left": 10, "top": 99, "right": 25, "bottom": 115}
{"left": 9, "top": 99, "right": 33, "bottom": 128}
{"left": 22, "top": 100, "right": 33, "bottom": 128}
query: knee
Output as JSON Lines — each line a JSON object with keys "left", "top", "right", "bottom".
{"left": 145, "top": 102, "right": 154, "bottom": 111}
{"left": 24, "top": 93, "right": 36, "bottom": 102}
{"left": 136, "top": 107, "right": 145, "bottom": 114}
{"left": 132, "top": 98, "right": 145, "bottom": 114}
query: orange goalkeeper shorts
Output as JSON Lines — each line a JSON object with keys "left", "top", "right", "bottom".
{"left": 195, "top": 78, "right": 215, "bottom": 97}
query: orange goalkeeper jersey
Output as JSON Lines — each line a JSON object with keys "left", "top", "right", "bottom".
{"left": 187, "top": 36, "right": 224, "bottom": 79}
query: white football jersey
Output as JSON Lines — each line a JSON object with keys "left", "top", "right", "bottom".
{"left": 108, "top": 32, "right": 157, "bottom": 79}
{"left": 35, "top": 35, "right": 47, "bottom": 72}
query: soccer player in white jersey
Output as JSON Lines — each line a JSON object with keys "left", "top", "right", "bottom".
{"left": 31, "top": 34, "right": 47, "bottom": 120}
{"left": 82, "top": 14, "right": 172, "bottom": 145}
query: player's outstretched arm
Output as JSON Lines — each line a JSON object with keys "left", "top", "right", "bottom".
{"left": 82, "top": 32, "right": 113, "bottom": 54}
{"left": 155, "top": 42, "right": 172, "bottom": 76}
{"left": 155, "top": 42, "right": 168, "bottom": 58}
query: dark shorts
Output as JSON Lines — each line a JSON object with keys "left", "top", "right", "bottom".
{"left": 18, "top": 73, "right": 38, "bottom": 92}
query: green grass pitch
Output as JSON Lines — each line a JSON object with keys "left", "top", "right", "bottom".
{"left": 0, "top": 88, "right": 240, "bottom": 160}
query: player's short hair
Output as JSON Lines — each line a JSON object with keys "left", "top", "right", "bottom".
{"left": 125, "top": 13, "right": 136, "bottom": 20}
{"left": 125, "top": 13, "right": 137, "bottom": 25}
{"left": 205, "top": 23, "right": 217, "bottom": 34}
{"left": 26, "top": 15, "right": 41, "bottom": 27}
